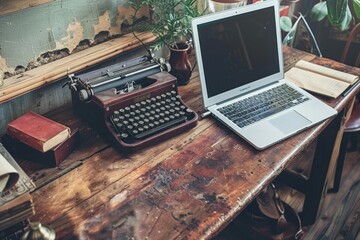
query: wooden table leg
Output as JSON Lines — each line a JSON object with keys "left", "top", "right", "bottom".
{"left": 300, "top": 110, "right": 344, "bottom": 225}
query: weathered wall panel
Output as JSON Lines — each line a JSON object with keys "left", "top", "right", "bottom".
{"left": 0, "top": 0, "right": 139, "bottom": 74}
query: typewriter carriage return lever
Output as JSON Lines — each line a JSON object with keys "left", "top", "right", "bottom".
{"left": 66, "top": 55, "right": 198, "bottom": 151}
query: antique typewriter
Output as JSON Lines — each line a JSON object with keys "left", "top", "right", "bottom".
{"left": 67, "top": 54, "right": 198, "bottom": 151}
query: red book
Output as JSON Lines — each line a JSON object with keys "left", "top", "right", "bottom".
{"left": 7, "top": 112, "right": 71, "bottom": 153}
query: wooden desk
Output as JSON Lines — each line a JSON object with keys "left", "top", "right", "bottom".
{"left": 17, "top": 47, "right": 360, "bottom": 239}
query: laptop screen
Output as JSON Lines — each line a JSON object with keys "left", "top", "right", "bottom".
{"left": 192, "top": 1, "right": 284, "bottom": 108}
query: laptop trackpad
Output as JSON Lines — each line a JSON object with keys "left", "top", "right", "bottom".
{"left": 269, "top": 110, "right": 311, "bottom": 134}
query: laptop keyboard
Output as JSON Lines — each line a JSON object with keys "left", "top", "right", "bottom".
{"left": 218, "top": 84, "right": 309, "bottom": 128}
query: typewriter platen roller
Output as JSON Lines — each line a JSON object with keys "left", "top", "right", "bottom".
{"left": 67, "top": 55, "right": 198, "bottom": 151}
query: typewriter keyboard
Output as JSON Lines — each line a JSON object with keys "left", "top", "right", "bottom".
{"left": 110, "top": 90, "right": 195, "bottom": 143}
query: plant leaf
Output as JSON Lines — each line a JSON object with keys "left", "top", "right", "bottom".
{"left": 339, "top": 6, "right": 352, "bottom": 31}
{"left": 327, "top": 0, "right": 348, "bottom": 26}
{"left": 353, "top": 0, "right": 360, "bottom": 19}
{"left": 280, "top": 16, "right": 293, "bottom": 32}
{"left": 310, "top": 1, "right": 328, "bottom": 21}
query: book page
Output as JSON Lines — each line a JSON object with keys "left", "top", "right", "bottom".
{"left": 0, "top": 153, "right": 19, "bottom": 193}
{"left": 295, "top": 60, "right": 359, "bottom": 85}
{"left": 285, "top": 67, "right": 350, "bottom": 98}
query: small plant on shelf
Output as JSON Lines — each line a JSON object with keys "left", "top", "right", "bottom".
{"left": 129, "top": 0, "right": 205, "bottom": 50}
{"left": 310, "top": 0, "right": 360, "bottom": 31}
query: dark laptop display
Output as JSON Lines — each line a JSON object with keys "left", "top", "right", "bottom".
{"left": 197, "top": 6, "right": 279, "bottom": 98}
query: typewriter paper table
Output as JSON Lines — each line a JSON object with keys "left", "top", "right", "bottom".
{"left": 24, "top": 47, "right": 360, "bottom": 239}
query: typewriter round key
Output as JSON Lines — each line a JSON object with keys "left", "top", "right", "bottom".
{"left": 154, "top": 114, "right": 160, "bottom": 119}
{"left": 144, "top": 118, "right": 150, "bottom": 123}
{"left": 143, "top": 125, "right": 149, "bottom": 130}
{"left": 121, "top": 133, "right": 129, "bottom": 139}
{"left": 159, "top": 119, "right": 165, "bottom": 124}
{"left": 174, "top": 113, "right": 180, "bottom": 118}
{"left": 132, "top": 130, "right": 139, "bottom": 135}
{"left": 165, "top": 105, "right": 171, "bottom": 109}
{"left": 135, "top": 103, "right": 141, "bottom": 108}
{"left": 113, "top": 110, "right": 120, "bottom": 115}
{"left": 130, "top": 105, "right": 136, "bottom": 110}
{"left": 166, "top": 92, "right": 172, "bottom": 97}
{"left": 146, "top": 99, "right": 152, "bottom": 104}
{"left": 128, "top": 118, "right": 135, "bottom": 123}
{"left": 150, "top": 110, "right": 156, "bottom": 115}
{"left": 156, "top": 96, "right": 161, "bottom": 101}
{"left": 127, "top": 125, "right": 133, "bottom": 130}
{"left": 135, "top": 110, "right": 141, "bottom": 115}
{"left": 149, "top": 116, "right": 155, "bottom": 121}
{"left": 138, "top": 127, "right": 144, "bottom": 132}
{"left": 169, "top": 115, "right": 175, "bottom": 120}
{"left": 130, "top": 112, "right": 136, "bottom": 116}
{"left": 118, "top": 116, "right": 125, "bottom": 121}
{"left": 123, "top": 120, "right": 129, "bottom": 125}
{"left": 145, "top": 112, "right": 151, "bottom": 117}
{"left": 125, "top": 106, "right": 131, "bottom": 112}
{"left": 119, "top": 109, "right": 125, "bottom": 114}
{"left": 124, "top": 113, "right": 130, "bottom": 118}
{"left": 139, "top": 120, "right": 144, "bottom": 125}
{"left": 154, "top": 121, "right": 160, "bottom": 126}
{"left": 113, "top": 117, "right": 119, "bottom": 123}
{"left": 164, "top": 117, "right": 170, "bottom": 122}
{"left": 149, "top": 123, "right": 155, "bottom": 128}
{"left": 151, "top": 97, "right": 156, "bottom": 102}
{"left": 171, "top": 90, "right": 177, "bottom": 95}
{"left": 161, "top": 94, "right": 166, "bottom": 99}
{"left": 132, "top": 122, "right": 139, "bottom": 128}
{"left": 159, "top": 113, "right": 165, "bottom": 118}
{"left": 134, "top": 116, "right": 140, "bottom": 121}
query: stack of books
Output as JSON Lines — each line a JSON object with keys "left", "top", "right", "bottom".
{"left": 0, "top": 143, "right": 35, "bottom": 239}
{"left": 3, "top": 111, "right": 78, "bottom": 167}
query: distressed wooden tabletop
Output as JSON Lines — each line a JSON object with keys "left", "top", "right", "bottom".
{"left": 21, "top": 46, "right": 360, "bottom": 239}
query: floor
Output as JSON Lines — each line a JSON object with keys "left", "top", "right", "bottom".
{"left": 213, "top": 135, "right": 360, "bottom": 240}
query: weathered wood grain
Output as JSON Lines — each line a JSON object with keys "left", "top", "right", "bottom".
{"left": 17, "top": 46, "right": 360, "bottom": 239}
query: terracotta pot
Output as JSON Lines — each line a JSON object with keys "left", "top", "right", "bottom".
{"left": 168, "top": 42, "right": 192, "bottom": 86}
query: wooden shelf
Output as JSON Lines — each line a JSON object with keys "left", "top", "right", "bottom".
{"left": 0, "top": 32, "right": 156, "bottom": 104}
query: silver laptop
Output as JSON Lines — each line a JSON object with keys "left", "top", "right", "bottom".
{"left": 191, "top": 0, "right": 337, "bottom": 150}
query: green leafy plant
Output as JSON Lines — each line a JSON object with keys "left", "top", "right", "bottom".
{"left": 310, "top": 0, "right": 360, "bottom": 31}
{"left": 129, "top": 0, "right": 205, "bottom": 50}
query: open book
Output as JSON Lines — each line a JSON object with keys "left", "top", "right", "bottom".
{"left": 285, "top": 60, "right": 359, "bottom": 98}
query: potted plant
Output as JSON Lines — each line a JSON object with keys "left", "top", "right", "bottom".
{"left": 310, "top": 0, "right": 360, "bottom": 31}
{"left": 129, "top": 0, "right": 205, "bottom": 85}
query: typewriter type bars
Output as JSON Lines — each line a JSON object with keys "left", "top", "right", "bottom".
{"left": 68, "top": 55, "right": 198, "bottom": 151}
